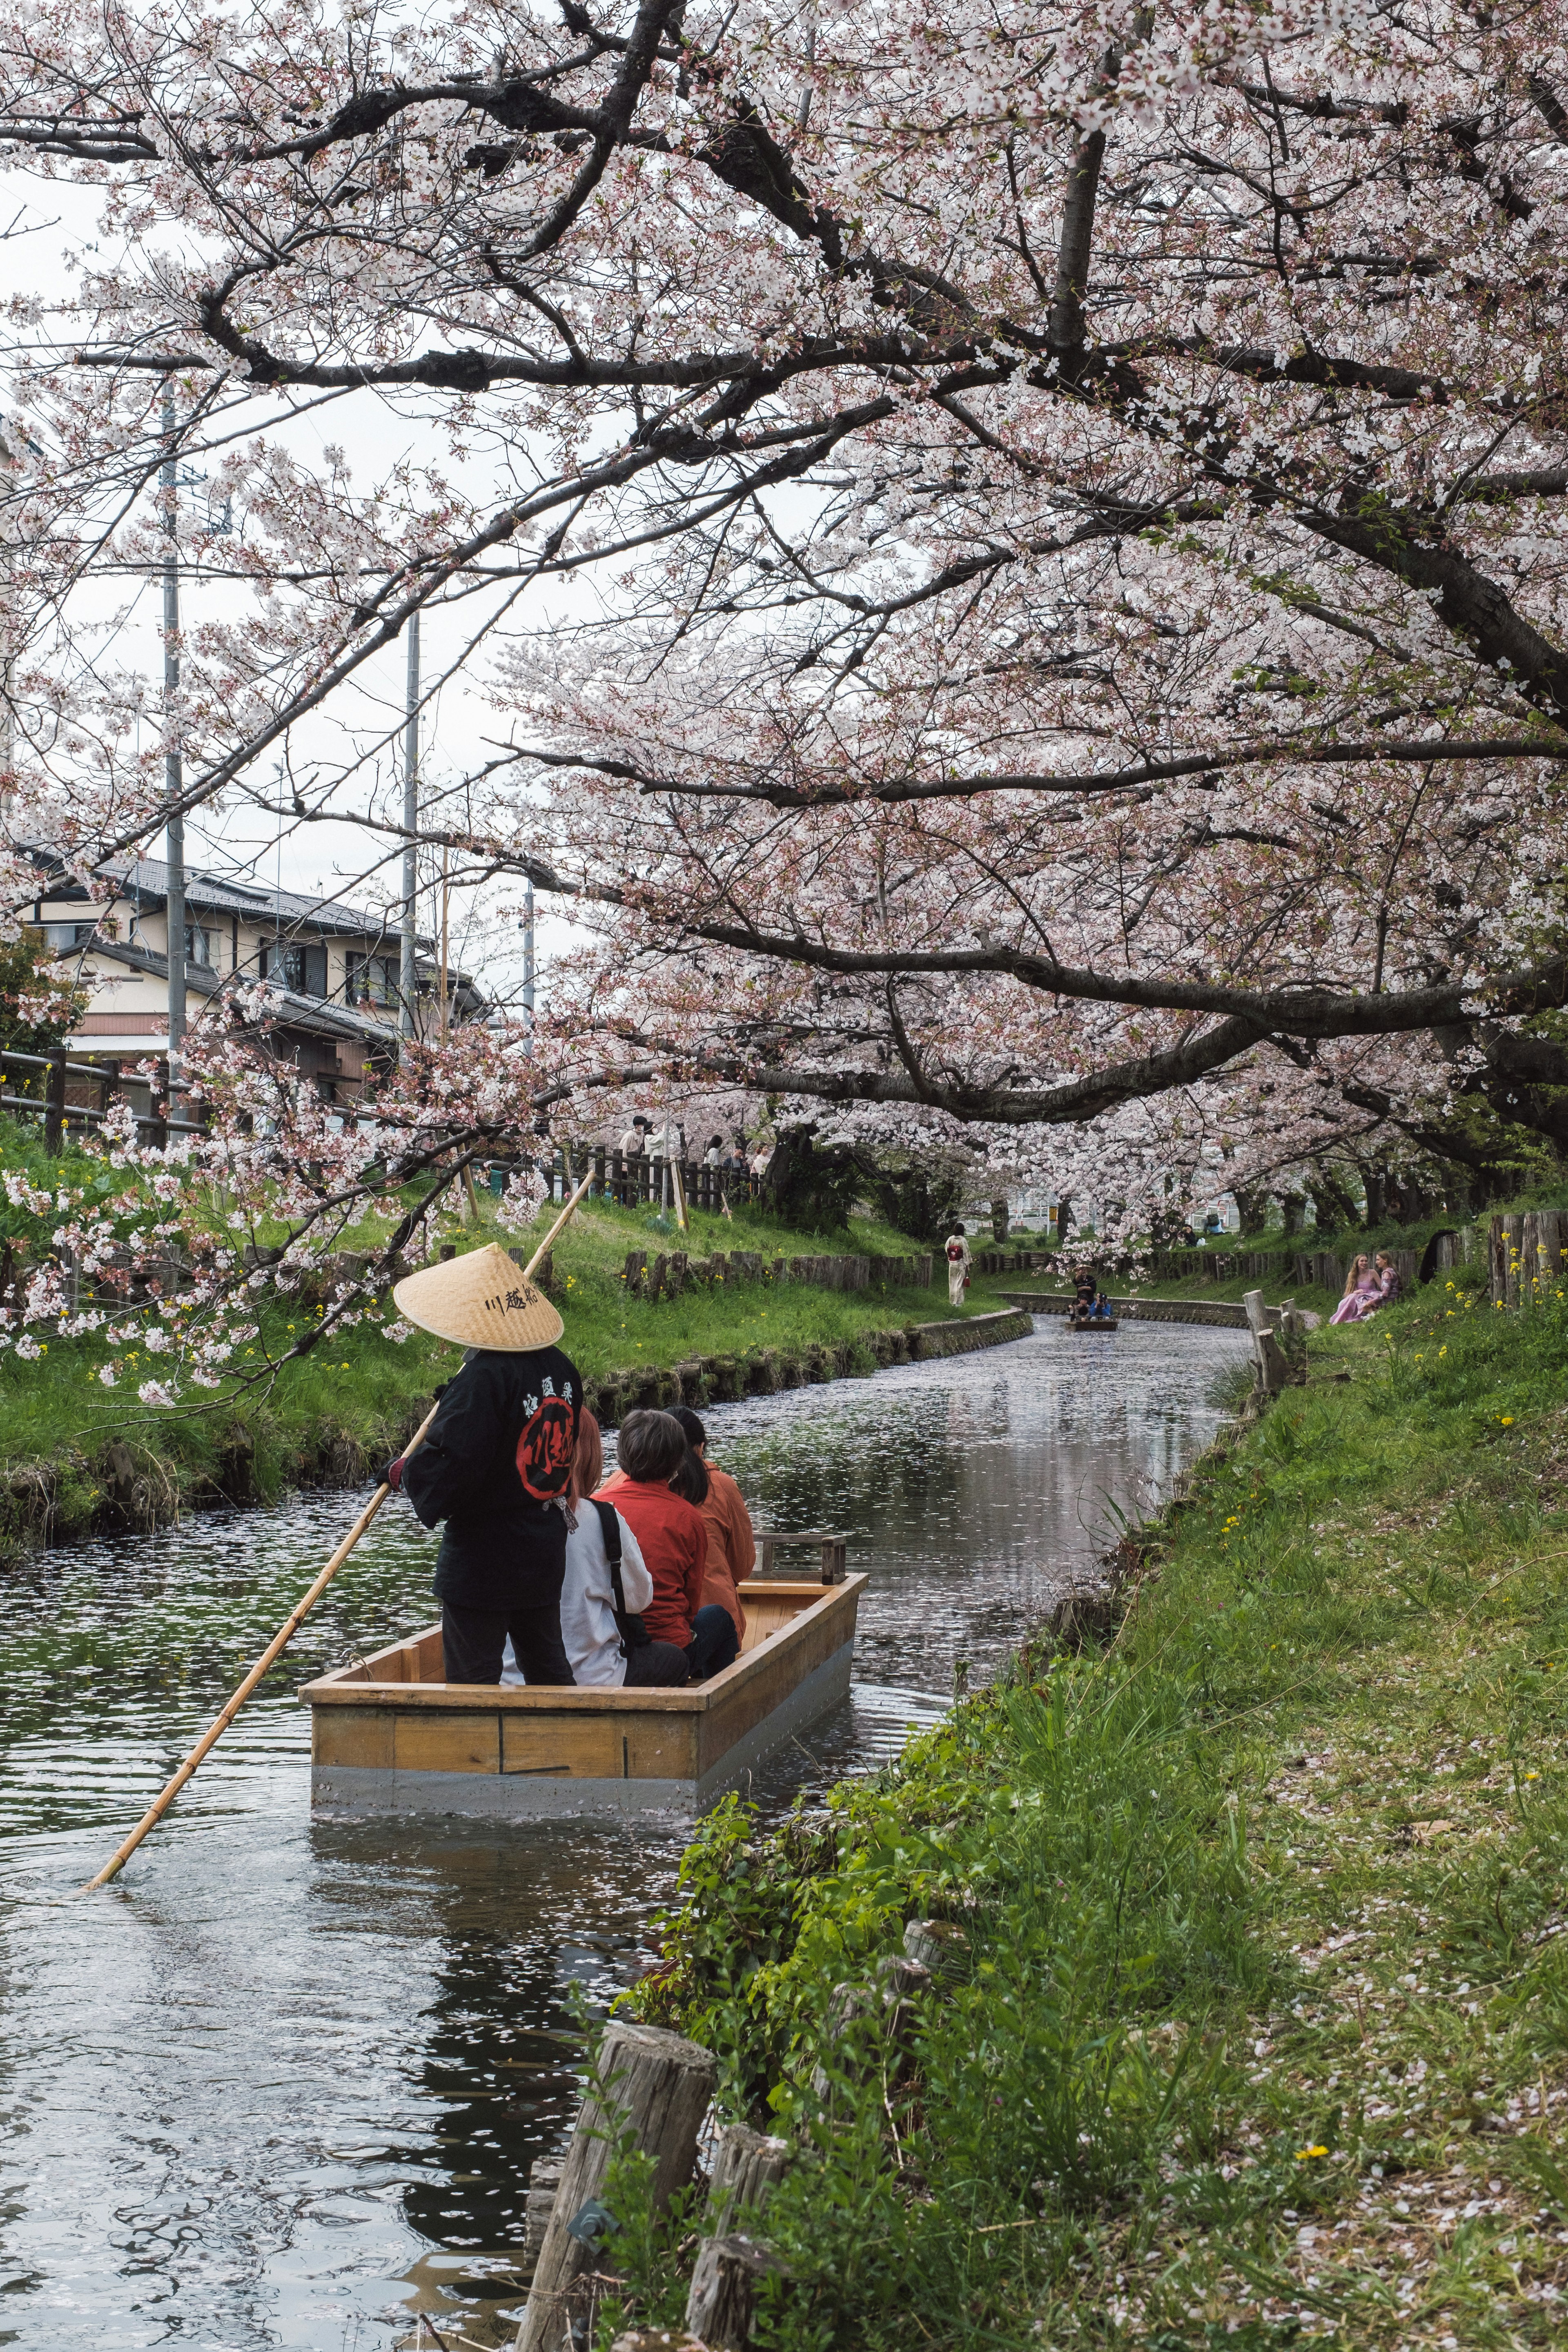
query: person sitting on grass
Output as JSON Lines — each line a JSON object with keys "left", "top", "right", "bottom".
{"left": 1330, "top": 1253, "right": 1381, "bottom": 1325}
{"left": 597, "top": 1409, "right": 741, "bottom": 1682}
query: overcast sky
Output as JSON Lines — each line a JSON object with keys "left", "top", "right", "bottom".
{"left": 2, "top": 165, "right": 585, "bottom": 1007}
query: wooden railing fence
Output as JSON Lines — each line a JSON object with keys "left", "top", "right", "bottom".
{"left": 0, "top": 1045, "right": 205, "bottom": 1152}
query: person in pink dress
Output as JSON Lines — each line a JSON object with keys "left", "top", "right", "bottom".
{"left": 1330, "top": 1254, "right": 1381, "bottom": 1324}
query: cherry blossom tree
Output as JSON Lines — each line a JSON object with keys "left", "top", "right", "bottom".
{"left": 1, "top": 0, "right": 1567, "bottom": 1337}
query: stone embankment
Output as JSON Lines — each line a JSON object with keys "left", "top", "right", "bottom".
{"left": 582, "top": 1305, "right": 1030, "bottom": 1425}
{"left": 2, "top": 1308, "right": 1033, "bottom": 1554}
{"left": 1003, "top": 1290, "right": 1292, "bottom": 1330}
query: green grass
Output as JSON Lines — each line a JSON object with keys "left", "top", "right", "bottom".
{"left": 610, "top": 1277, "right": 1568, "bottom": 2348}
{"left": 0, "top": 1133, "right": 969, "bottom": 1547}
{"left": 500, "top": 1190, "right": 953, "bottom": 1381}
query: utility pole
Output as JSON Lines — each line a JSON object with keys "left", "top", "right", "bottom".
{"left": 161, "top": 386, "right": 186, "bottom": 1122}
{"left": 0, "top": 427, "right": 14, "bottom": 824}
{"left": 399, "top": 611, "right": 420, "bottom": 1044}
{"left": 438, "top": 843, "right": 450, "bottom": 1045}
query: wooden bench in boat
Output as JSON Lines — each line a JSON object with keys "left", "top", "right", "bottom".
{"left": 751, "top": 1528, "right": 849, "bottom": 1581}
{"left": 301, "top": 1573, "right": 865, "bottom": 1821}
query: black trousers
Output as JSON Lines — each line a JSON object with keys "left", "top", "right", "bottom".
{"left": 622, "top": 1639, "right": 692, "bottom": 1688}
{"left": 685, "top": 1603, "right": 740, "bottom": 1683}
{"left": 441, "top": 1599, "right": 575, "bottom": 1686}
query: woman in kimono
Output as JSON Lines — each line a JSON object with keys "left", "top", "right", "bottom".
{"left": 1330, "top": 1254, "right": 1381, "bottom": 1325}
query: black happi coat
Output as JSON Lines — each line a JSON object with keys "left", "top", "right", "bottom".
{"left": 402, "top": 1344, "right": 582, "bottom": 1609}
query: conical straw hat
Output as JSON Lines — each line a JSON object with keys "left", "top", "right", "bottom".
{"left": 393, "top": 1242, "right": 564, "bottom": 1352}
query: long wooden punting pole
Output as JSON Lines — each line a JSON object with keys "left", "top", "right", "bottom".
{"left": 80, "top": 1168, "right": 597, "bottom": 1892}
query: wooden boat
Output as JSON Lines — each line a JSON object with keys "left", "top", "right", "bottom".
{"left": 301, "top": 1573, "right": 866, "bottom": 1821}
{"left": 1065, "top": 1316, "right": 1119, "bottom": 1332}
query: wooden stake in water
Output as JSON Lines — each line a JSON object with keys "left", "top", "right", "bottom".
{"left": 79, "top": 1173, "right": 595, "bottom": 1892}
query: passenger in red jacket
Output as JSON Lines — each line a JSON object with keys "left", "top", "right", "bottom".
{"left": 599, "top": 1410, "right": 742, "bottom": 1681}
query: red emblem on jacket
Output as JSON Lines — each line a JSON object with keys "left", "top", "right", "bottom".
{"left": 516, "top": 1396, "right": 577, "bottom": 1500}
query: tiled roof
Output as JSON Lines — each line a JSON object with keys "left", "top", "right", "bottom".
{"left": 84, "top": 938, "right": 400, "bottom": 1047}
{"left": 27, "top": 843, "right": 428, "bottom": 945}
{"left": 104, "top": 853, "right": 425, "bottom": 945}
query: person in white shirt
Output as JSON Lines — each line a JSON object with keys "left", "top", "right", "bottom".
{"left": 560, "top": 1409, "right": 690, "bottom": 1686}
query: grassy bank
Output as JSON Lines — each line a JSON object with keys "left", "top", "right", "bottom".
{"left": 0, "top": 1156, "right": 973, "bottom": 1551}
{"left": 608, "top": 1278, "right": 1568, "bottom": 2348}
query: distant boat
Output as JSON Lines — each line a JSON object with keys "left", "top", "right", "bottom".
{"left": 302, "top": 1573, "right": 866, "bottom": 1820}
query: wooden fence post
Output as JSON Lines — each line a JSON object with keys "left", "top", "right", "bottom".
{"left": 706, "top": 2123, "right": 790, "bottom": 2229}
{"left": 518, "top": 2022, "right": 717, "bottom": 2352}
{"left": 521, "top": 2156, "right": 565, "bottom": 2276}
{"left": 1243, "top": 1288, "right": 1288, "bottom": 1398}
{"left": 44, "top": 1045, "right": 67, "bottom": 1153}
{"left": 684, "top": 2236, "right": 788, "bottom": 2352}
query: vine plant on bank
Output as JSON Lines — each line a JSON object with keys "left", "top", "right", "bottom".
{"left": 3, "top": 0, "right": 1568, "bottom": 1370}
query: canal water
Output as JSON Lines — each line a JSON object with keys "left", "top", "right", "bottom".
{"left": 0, "top": 1316, "right": 1244, "bottom": 2350}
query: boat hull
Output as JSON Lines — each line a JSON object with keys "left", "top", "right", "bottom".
{"left": 301, "top": 1574, "right": 864, "bottom": 1820}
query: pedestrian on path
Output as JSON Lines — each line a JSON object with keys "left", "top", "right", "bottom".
{"left": 945, "top": 1222, "right": 971, "bottom": 1307}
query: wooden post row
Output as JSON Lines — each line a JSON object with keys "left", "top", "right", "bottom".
{"left": 518, "top": 2023, "right": 717, "bottom": 2352}
{"left": 522, "top": 2051, "right": 790, "bottom": 2352}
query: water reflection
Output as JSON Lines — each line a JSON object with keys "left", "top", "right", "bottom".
{"left": 0, "top": 1316, "right": 1242, "bottom": 2347}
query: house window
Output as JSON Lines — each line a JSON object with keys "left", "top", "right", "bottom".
{"left": 183, "top": 923, "right": 217, "bottom": 969}
{"left": 345, "top": 951, "right": 399, "bottom": 1009}
{"left": 39, "top": 921, "right": 99, "bottom": 952}
{"left": 261, "top": 940, "right": 328, "bottom": 997}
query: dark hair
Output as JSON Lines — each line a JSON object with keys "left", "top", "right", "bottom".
{"left": 709, "top": 1134, "right": 723, "bottom": 1148}
{"left": 953, "top": 1221, "right": 965, "bottom": 1236}
{"left": 670, "top": 1442, "right": 709, "bottom": 1506}
{"left": 668, "top": 1404, "right": 707, "bottom": 1450}
{"left": 616, "top": 1408, "right": 688, "bottom": 1484}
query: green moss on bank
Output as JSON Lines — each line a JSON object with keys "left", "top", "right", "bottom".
{"left": 614, "top": 1282, "right": 1568, "bottom": 2348}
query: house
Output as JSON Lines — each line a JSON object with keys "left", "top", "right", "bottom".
{"left": 24, "top": 852, "right": 486, "bottom": 1103}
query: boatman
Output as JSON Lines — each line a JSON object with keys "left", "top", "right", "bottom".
{"left": 385, "top": 1242, "right": 582, "bottom": 1686}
